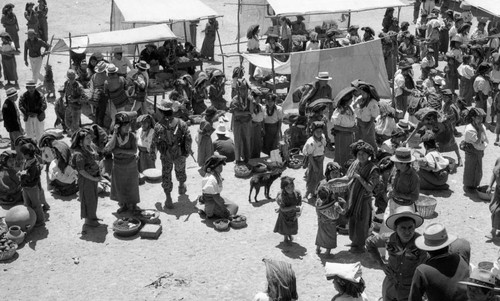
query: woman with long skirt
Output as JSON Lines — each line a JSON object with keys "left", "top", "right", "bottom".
{"left": 262, "top": 94, "right": 282, "bottom": 155}
{"left": 331, "top": 87, "right": 357, "bottom": 169}
{"left": 353, "top": 83, "right": 380, "bottom": 151}
{"left": 344, "top": 140, "right": 379, "bottom": 253}
{"left": 200, "top": 18, "right": 218, "bottom": 61}
{"left": 1, "top": 4, "right": 20, "bottom": 50}
{"left": 106, "top": 111, "right": 140, "bottom": 213}
{"left": 70, "top": 128, "right": 102, "bottom": 227}
{"left": 458, "top": 55, "right": 475, "bottom": 105}
{"left": 0, "top": 33, "right": 18, "bottom": 86}
{"left": 463, "top": 108, "right": 488, "bottom": 192}
{"left": 35, "top": 0, "right": 48, "bottom": 42}
{"left": 197, "top": 106, "right": 217, "bottom": 167}
{"left": 274, "top": 176, "right": 302, "bottom": 243}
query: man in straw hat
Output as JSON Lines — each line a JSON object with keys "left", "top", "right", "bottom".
{"left": 409, "top": 223, "right": 470, "bottom": 301}
{"left": 298, "top": 71, "right": 333, "bottom": 117}
{"left": 24, "top": 28, "right": 50, "bottom": 84}
{"left": 130, "top": 60, "right": 150, "bottom": 114}
{"left": 110, "top": 47, "right": 134, "bottom": 77}
{"left": 459, "top": 268, "right": 500, "bottom": 301}
{"left": 212, "top": 119, "right": 235, "bottom": 162}
{"left": 150, "top": 99, "right": 192, "bottom": 209}
{"left": 2, "top": 87, "right": 24, "bottom": 149}
{"left": 19, "top": 79, "right": 46, "bottom": 141}
{"left": 366, "top": 206, "right": 427, "bottom": 301}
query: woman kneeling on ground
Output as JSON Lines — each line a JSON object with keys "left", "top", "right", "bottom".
{"left": 198, "top": 154, "right": 239, "bottom": 219}
{"left": 417, "top": 132, "right": 450, "bottom": 190}
{"left": 0, "top": 150, "right": 22, "bottom": 204}
{"left": 48, "top": 140, "right": 79, "bottom": 196}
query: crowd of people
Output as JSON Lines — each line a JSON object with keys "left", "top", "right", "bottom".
{"left": 4, "top": 0, "right": 500, "bottom": 300}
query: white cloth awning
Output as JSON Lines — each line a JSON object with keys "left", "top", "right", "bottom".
{"left": 52, "top": 24, "right": 177, "bottom": 53}
{"left": 463, "top": 0, "right": 500, "bottom": 17}
{"left": 266, "top": 0, "right": 410, "bottom": 16}
{"left": 113, "top": 0, "right": 220, "bottom": 24}
{"left": 240, "top": 53, "right": 291, "bottom": 74}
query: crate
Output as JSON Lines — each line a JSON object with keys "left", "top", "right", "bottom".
{"left": 139, "top": 224, "right": 162, "bottom": 239}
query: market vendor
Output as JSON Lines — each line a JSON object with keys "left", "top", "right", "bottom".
{"left": 298, "top": 71, "right": 333, "bottom": 117}
{"left": 139, "top": 43, "right": 160, "bottom": 75}
{"left": 197, "top": 154, "right": 239, "bottom": 219}
{"left": 0, "top": 150, "right": 22, "bottom": 204}
{"left": 291, "top": 15, "right": 307, "bottom": 35}
{"left": 111, "top": 47, "right": 134, "bottom": 77}
{"left": 48, "top": 140, "right": 79, "bottom": 196}
{"left": 417, "top": 133, "right": 450, "bottom": 191}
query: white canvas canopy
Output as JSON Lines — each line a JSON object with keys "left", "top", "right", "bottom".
{"left": 52, "top": 24, "right": 177, "bottom": 54}
{"left": 240, "top": 53, "right": 291, "bottom": 74}
{"left": 266, "top": 0, "right": 410, "bottom": 16}
{"left": 462, "top": 0, "right": 500, "bottom": 17}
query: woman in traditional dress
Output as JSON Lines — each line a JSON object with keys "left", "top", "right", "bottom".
{"left": 207, "top": 69, "right": 227, "bottom": 111}
{"left": 253, "top": 258, "right": 298, "bottom": 301}
{"left": 262, "top": 93, "right": 283, "bottom": 155}
{"left": 344, "top": 141, "right": 379, "bottom": 253}
{"left": 353, "top": 83, "right": 380, "bottom": 151}
{"left": 303, "top": 121, "right": 326, "bottom": 201}
{"left": 417, "top": 134, "right": 450, "bottom": 190}
{"left": 444, "top": 53, "right": 459, "bottom": 92}
{"left": 104, "top": 64, "right": 129, "bottom": 130}
{"left": 70, "top": 128, "right": 102, "bottom": 227}
{"left": 48, "top": 140, "right": 78, "bottom": 196}
{"left": 230, "top": 79, "right": 253, "bottom": 164}
{"left": 197, "top": 155, "right": 238, "bottom": 219}
{"left": 250, "top": 90, "right": 264, "bottom": 159}
{"left": 0, "top": 32, "right": 18, "bottom": 86}
{"left": 463, "top": 108, "right": 488, "bottom": 192}
{"left": 197, "top": 106, "right": 217, "bottom": 167}
{"left": 136, "top": 114, "right": 156, "bottom": 172}
{"left": 106, "top": 111, "right": 140, "bottom": 213}
{"left": 488, "top": 158, "right": 500, "bottom": 238}
{"left": 331, "top": 87, "right": 357, "bottom": 169}
{"left": 458, "top": 55, "right": 475, "bottom": 105}
{"left": 274, "top": 176, "right": 302, "bottom": 243}
{"left": 34, "top": 0, "right": 47, "bottom": 42}
{"left": 1, "top": 4, "right": 20, "bottom": 50}
{"left": 23, "top": 2, "right": 38, "bottom": 32}
{"left": 200, "top": 18, "right": 218, "bottom": 61}
{"left": 192, "top": 73, "right": 209, "bottom": 115}
{"left": 315, "top": 184, "right": 346, "bottom": 257}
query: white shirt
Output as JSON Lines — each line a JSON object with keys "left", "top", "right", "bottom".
{"left": 464, "top": 124, "right": 488, "bottom": 150}
{"left": 458, "top": 64, "right": 474, "bottom": 79}
{"left": 48, "top": 160, "right": 78, "bottom": 184}
{"left": 394, "top": 72, "right": 405, "bottom": 97}
{"left": 331, "top": 108, "right": 356, "bottom": 128}
{"left": 263, "top": 105, "right": 283, "bottom": 124}
{"left": 354, "top": 98, "right": 380, "bottom": 122}
{"left": 302, "top": 135, "right": 326, "bottom": 157}
{"left": 136, "top": 128, "right": 154, "bottom": 152}
{"left": 111, "top": 57, "right": 134, "bottom": 75}
{"left": 306, "top": 41, "right": 320, "bottom": 51}
{"left": 202, "top": 174, "right": 223, "bottom": 194}
{"left": 423, "top": 150, "right": 449, "bottom": 172}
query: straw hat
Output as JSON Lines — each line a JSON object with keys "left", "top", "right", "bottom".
{"left": 385, "top": 205, "right": 424, "bottom": 230}
{"left": 315, "top": 71, "right": 332, "bottom": 81}
{"left": 157, "top": 99, "right": 173, "bottom": 112}
{"left": 390, "top": 147, "right": 415, "bottom": 163}
{"left": 5, "top": 87, "right": 18, "bottom": 98}
{"left": 459, "top": 268, "right": 499, "bottom": 291}
{"left": 135, "top": 60, "right": 150, "bottom": 70}
{"left": 25, "top": 80, "right": 37, "bottom": 87}
{"left": 26, "top": 29, "right": 36, "bottom": 36}
{"left": 215, "top": 122, "right": 228, "bottom": 135}
{"left": 94, "top": 61, "right": 107, "bottom": 73}
{"left": 325, "top": 262, "right": 362, "bottom": 283}
{"left": 415, "top": 223, "right": 457, "bottom": 251}
{"left": 106, "top": 64, "right": 118, "bottom": 74}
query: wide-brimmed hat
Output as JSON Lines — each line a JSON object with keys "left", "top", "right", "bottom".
{"left": 26, "top": 80, "right": 36, "bottom": 87}
{"left": 106, "top": 64, "right": 118, "bottom": 74}
{"left": 203, "top": 154, "right": 227, "bottom": 172}
{"left": 386, "top": 205, "right": 424, "bottom": 230}
{"left": 95, "top": 61, "right": 107, "bottom": 73}
{"left": 308, "top": 98, "right": 332, "bottom": 109}
{"left": 215, "top": 122, "right": 228, "bottom": 135}
{"left": 311, "top": 121, "right": 325, "bottom": 132}
{"left": 157, "top": 99, "right": 173, "bottom": 112}
{"left": 6, "top": 87, "right": 17, "bottom": 98}
{"left": 296, "top": 15, "right": 305, "bottom": 21}
{"left": 315, "top": 71, "right": 332, "bottom": 81}
{"left": 415, "top": 107, "right": 439, "bottom": 122}
{"left": 325, "top": 262, "right": 362, "bottom": 283}
{"left": 459, "top": 268, "right": 499, "bottom": 291}
{"left": 415, "top": 223, "right": 457, "bottom": 251}
{"left": 113, "top": 47, "right": 123, "bottom": 54}
{"left": 397, "top": 120, "right": 409, "bottom": 130}
{"left": 0, "top": 149, "right": 16, "bottom": 166}
{"left": 115, "top": 111, "right": 137, "bottom": 124}
{"left": 26, "top": 29, "right": 36, "bottom": 36}
{"left": 441, "top": 88, "right": 453, "bottom": 95}
{"left": 390, "top": 147, "right": 415, "bottom": 163}
{"left": 326, "top": 28, "right": 341, "bottom": 38}
{"left": 135, "top": 60, "right": 150, "bottom": 70}
{"left": 399, "top": 61, "right": 412, "bottom": 70}
{"left": 458, "top": 23, "right": 471, "bottom": 34}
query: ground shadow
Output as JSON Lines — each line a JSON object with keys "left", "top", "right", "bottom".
{"left": 0, "top": 252, "right": 19, "bottom": 264}
{"left": 250, "top": 198, "right": 274, "bottom": 208}
{"left": 463, "top": 190, "right": 488, "bottom": 203}
{"left": 423, "top": 211, "right": 439, "bottom": 219}
{"left": 275, "top": 241, "right": 307, "bottom": 259}
{"left": 27, "top": 226, "right": 49, "bottom": 250}
{"left": 51, "top": 193, "right": 77, "bottom": 202}
{"left": 420, "top": 189, "right": 453, "bottom": 198}
{"left": 157, "top": 195, "right": 198, "bottom": 221}
{"left": 324, "top": 250, "right": 381, "bottom": 269}
{"left": 80, "top": 224, "right": 108, "bottom": 243}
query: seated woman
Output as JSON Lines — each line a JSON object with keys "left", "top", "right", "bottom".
{"left": 379, "top": 127, "right": 407, "bottom": 157}
{"left": 48, "top": 140, "right": 79, "bottom": 196}
{"left": 417, "top": 133, "right": 450, "bottom": 190}
{"left": 198, "top": 155, "right": 239, "bottom": 219}
{"left": 0, "top": 150, "right": 22, "bottom": 204}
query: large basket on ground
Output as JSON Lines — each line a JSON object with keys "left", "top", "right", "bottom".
{"left": 0, "top": 240, "right": 18, "bottom": 261}
{"left": 214, "top": 219, "right": 230, "bottom": 231}
{"left": 415, "top": 195, "right": 437, "bottom": 218}
{"left": 230, "top": 215, "right": 247, "bottom": 229}
{"left": 326, "top": 179, "right": 349, "bottom": 194}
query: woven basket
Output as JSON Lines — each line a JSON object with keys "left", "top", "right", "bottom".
{"left": 326, "top": 179, "right": 349, "bottom": 193}
{"left": 415, "top": 195, "right": 437, "bottom": 218}
{"left": 0, "top": 242, "right": 18, "bottom": 261}
{"left": 230, "top": 215, "right": 247, "bottom": 229}
{"left": 234, "top": 165, "right": 252, "bottom": 178}
{"left": 214, "top": 219, "right": 230, "bottom": 231}
{"left": 113, "top": 217, "right": 142, "bottom": 237}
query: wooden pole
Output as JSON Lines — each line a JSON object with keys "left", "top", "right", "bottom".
{"left": 216, "top": 28, "right": 225, "bottom": 72}
{"left": 271, "top": 53, "right": 276, "bottom": 94}
{"left": 237, "top": 0, "right": 242, "bottom": 67}
{"left": 183, "top": 21, "right": 188, "bottom": 44}
{"left": 347, "top": 11, "right": 351, "bottom": 28}
{"left": 397, "top": 7, "right": 401, "bottom": 21}
{"left": 110, "top": 0, "right": 114, "bottom": 31}
{"left": 68, "top": 32, "right": 72, "bottom": 68}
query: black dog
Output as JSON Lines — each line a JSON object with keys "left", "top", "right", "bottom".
{"left": 248, "top": 169, "right": 283, "bottom": 203}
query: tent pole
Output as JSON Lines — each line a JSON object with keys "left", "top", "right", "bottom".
{"left": 183, "top": 21, "right": 188, "bottom": 43}
{"left": 68, "top": 32, "right": 72, "bottom": 68}
{"left": 110, "top": 0, "right": 114, "bottom": 31}
{"left": 397, "top": 7, "right": 401, "bottom": 21}
{"left": 347, "top": 11, "right": 351, "bottom": 28}
{"left": 216, "top": 28, "right": 225, "bottom": 72}
{"left": 271, "top": 53, "right": 276, "bottom": 94}
{"left": 237, "top": 0, "right": 242, "bottom": 67}
{"left": 391, "top": 38, "right": 396, "bottom": 107}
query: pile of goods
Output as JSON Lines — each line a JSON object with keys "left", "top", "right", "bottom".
{"left": 214, "top": 219, "right": 230, "bottom": 231}
{"left": 229, "top": 215, "right": 247, "bottom": 229}
{"left": 112, "top": 217, "right": 142, "bottom": 237}
{"left": 0, "top": 236, "right": 18, "bottom": 261}
{"left": 138, "top": 209, "right": 161, "bottom": 224}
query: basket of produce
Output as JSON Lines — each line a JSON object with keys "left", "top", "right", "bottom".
{"left": 214, "top": 218, "right": 230, "bottom": 231}
{"left": 230, "top": 215, "right": 247, "bottom": 229}
{"left": 112, "top": 217, "right": 142, "bottom": 237}
{"left": 288, "top": 157, "right": 302, "bottom": 169}
{"left": 234, "top": 164, "right": 252, "bottom": 178}
{"left": 477, "top": 185, "right": 492, "bottom": 201}
{"left": 415, "top": 195, "right": 437, "bottom": 218}
{"left": 326, "top": 179, "right": 349, "bottom": 194}
{"left": 0, "top": 237, "right": 18, "bottom": 261}
{"left": 137, "top": 209, "right": 161, "bottom": 224}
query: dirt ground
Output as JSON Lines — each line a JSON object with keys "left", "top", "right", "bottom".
{"left": 1, "top": 1, "right": 499, "bottom": 300}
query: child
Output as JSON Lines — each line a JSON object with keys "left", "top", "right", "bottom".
{"left": 325, "top": 262, "right": 369, "bottom": 301}
{"left": 136, "top": 114, "right": 156, "bottom": 172}
{"left": 53, "top": 86, "right": 67, "bottom": 132}
{"left": 274, "top": 176, "right": 302, "bottom": 243}
{"left": 302, "top": 121, "right": 327, "bottom": 201}
{"left": 315, "top": 185, "right": 346, "bottom": 257}
{"left": 0, "top": 150, "right": 22, "bottom": 204}
{"left": 19, "top": 143, "right": 45, "bottom": 227}
{"left": 197, "top": 106, "right": 218, "bottom": 167}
